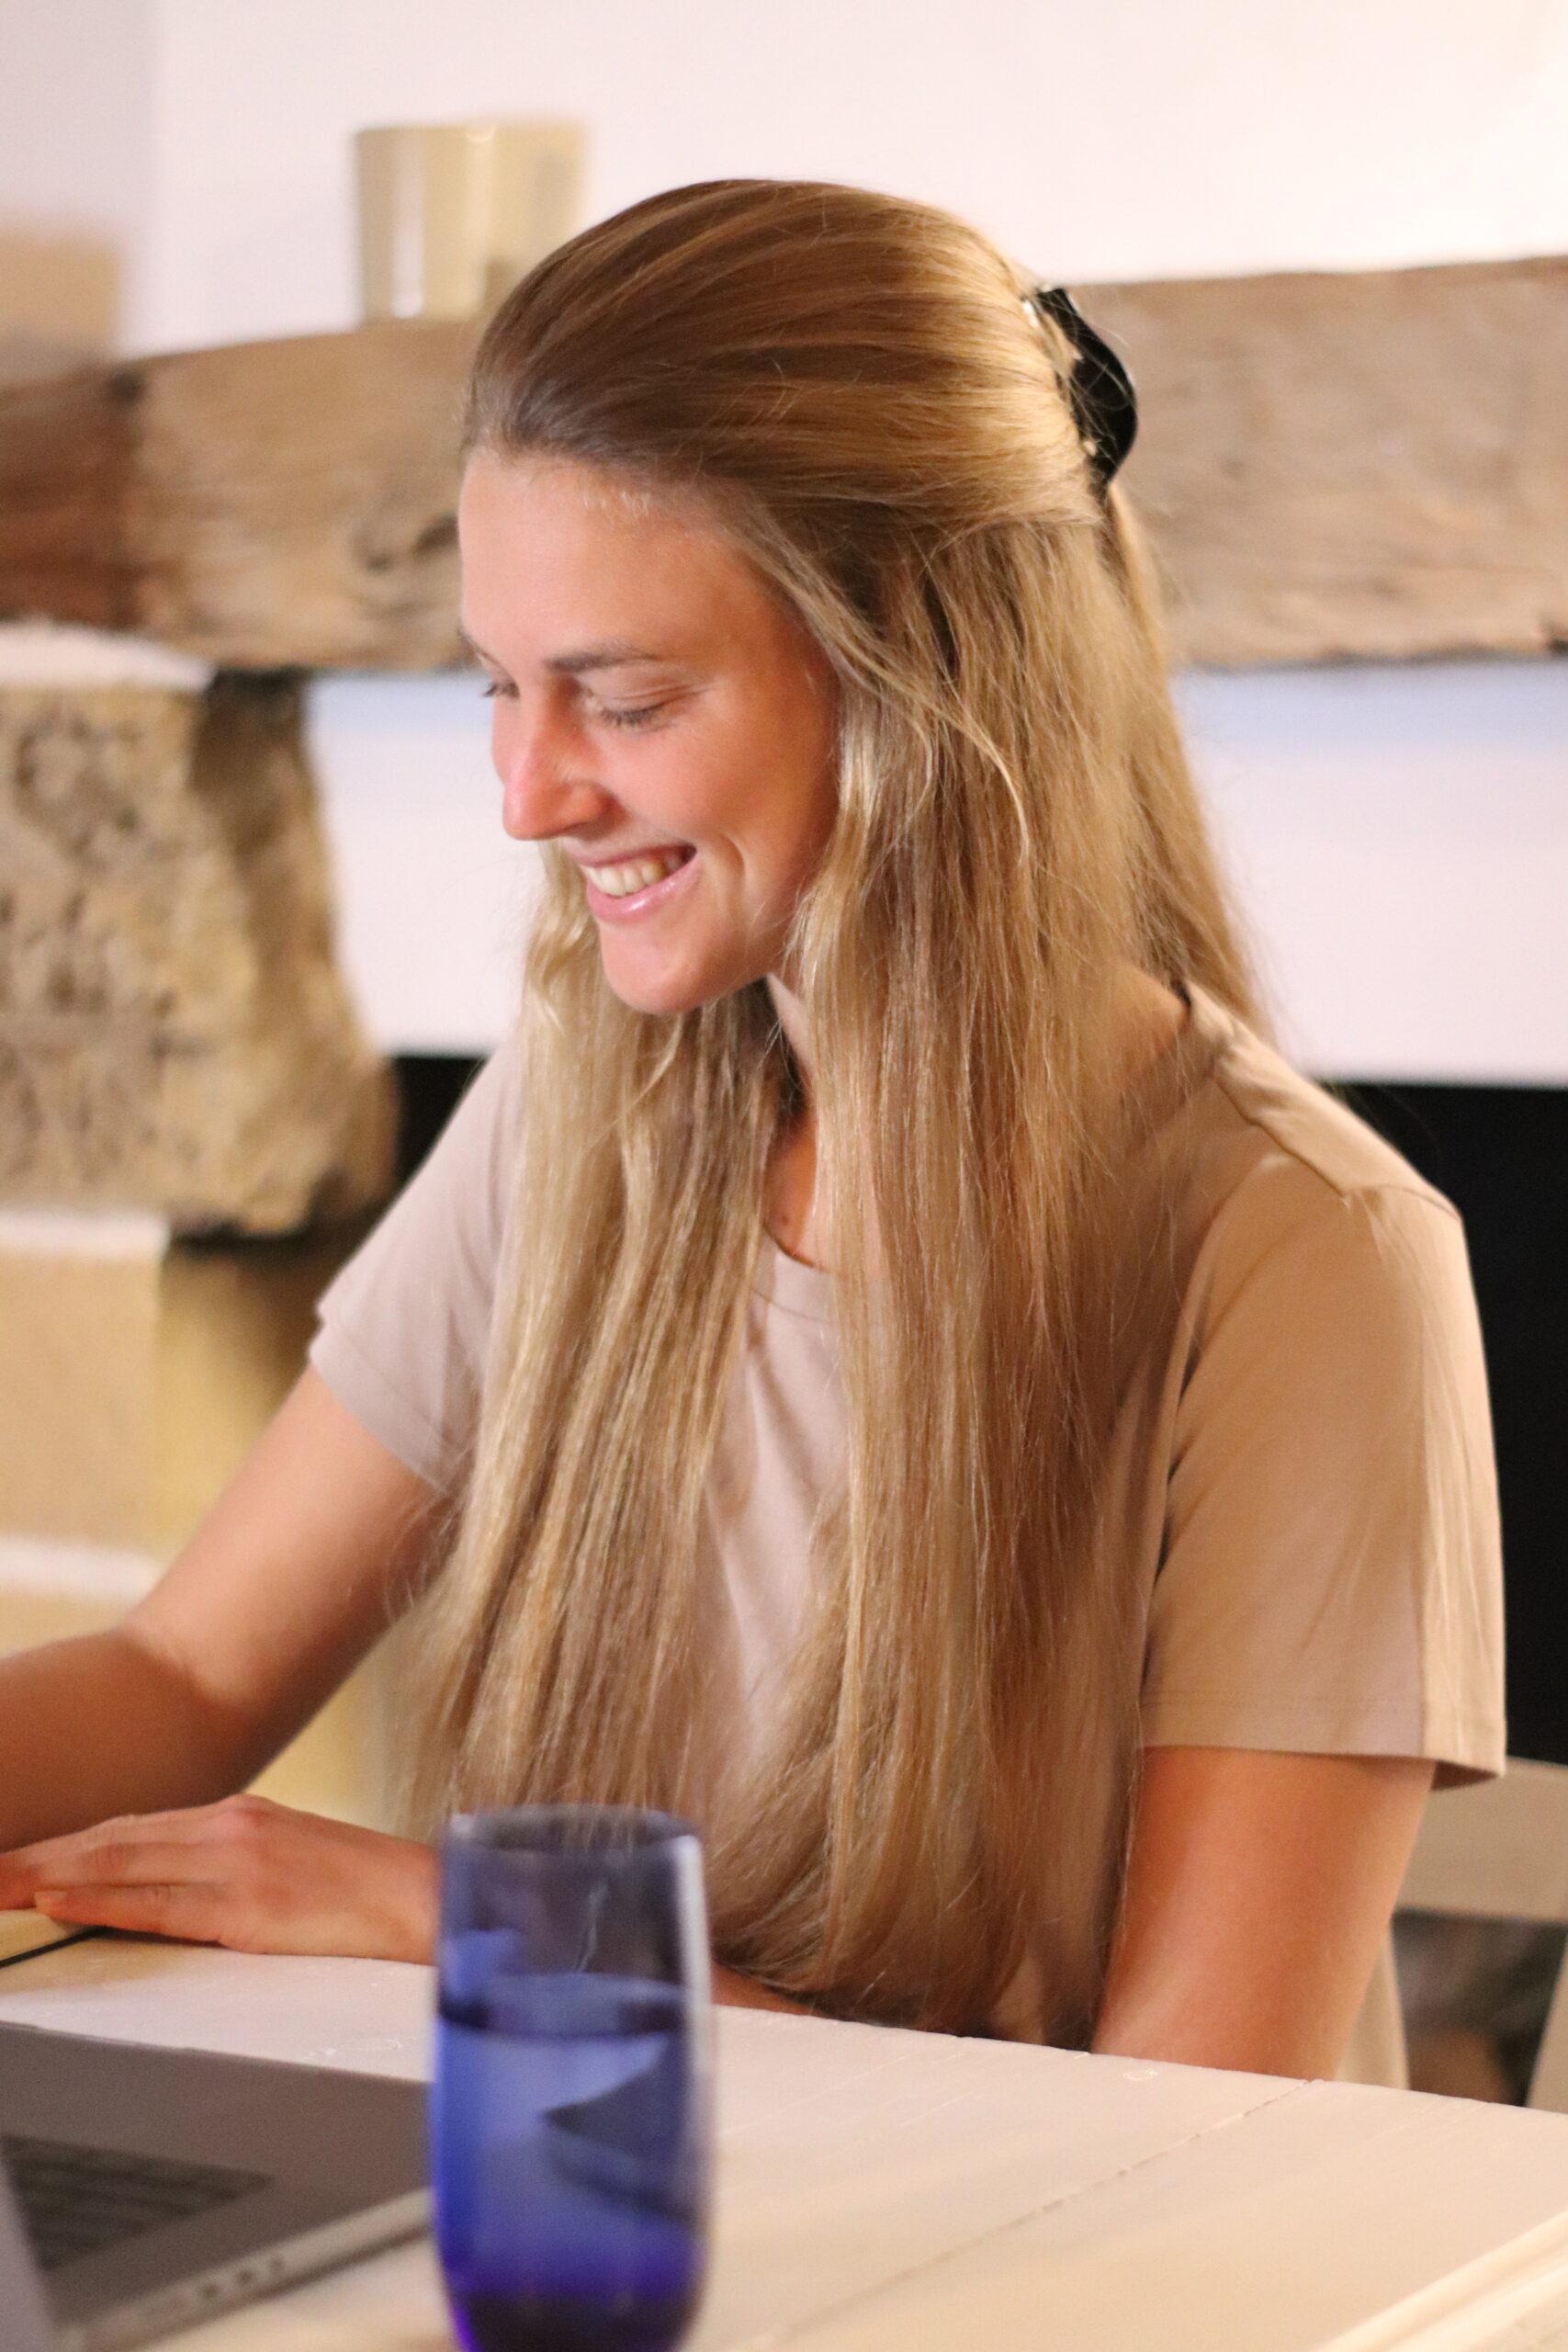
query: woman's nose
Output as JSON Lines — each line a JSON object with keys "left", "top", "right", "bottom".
{"left": 494, "top": 704, "right": 607, "bottom": 843}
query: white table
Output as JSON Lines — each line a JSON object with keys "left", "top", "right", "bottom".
{"left": 7, "top": 1938, "right": 1568, "bottom": 2351}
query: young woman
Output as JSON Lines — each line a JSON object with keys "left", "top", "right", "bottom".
{"left": 0, "top": 181, "right": 1502, "bottom": 2077}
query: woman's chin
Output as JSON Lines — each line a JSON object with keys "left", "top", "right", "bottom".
{"left": 597, "top": 943, "right": 728, "bottom": 1019}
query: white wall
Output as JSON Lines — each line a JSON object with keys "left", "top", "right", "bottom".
{"left": 4, "top": 0, "right": 1566, "bottom": 1078}
{"left": 86, "top": 0, "right": 1568, "bottom": 353}
{"left": 5, "top": 1, "right": 1568, "bottom": 356}
{"left": 0, "top": 0, "right": 153, "bottom": 355}
{"left": 309, "top": 674, "right": 538, "bottom": 1055}
{"left": 1179, "top": 662, "right": 1568, "bottom": 1083}
{"left": 309, "top": 662, "right": 1568, "bottom": 1080}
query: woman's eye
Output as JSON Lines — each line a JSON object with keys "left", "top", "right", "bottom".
{"left": 593, "top": 701, "right": 670, "bottom": 732}
{"left": 479, "top": 679, "right": 516, "bottom": 701}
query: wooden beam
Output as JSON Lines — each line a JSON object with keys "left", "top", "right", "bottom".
{"left": 0, "top": 259, "right": 1562, "bottom": 669}
{"left": 0, "top": 368, "right": 141, "bottom": 630}
{"left": 1087, "top": 254, "right": 1568, "bottom": 666}
{"left": 0, "top": 322, "right": 473, "bottom": 671}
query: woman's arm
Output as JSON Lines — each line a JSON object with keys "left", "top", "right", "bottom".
{"left": 719, "top": 1747, "right": 1434, "bottom": 2050}
{"left": 1093, "top": 1745, "right": 1433, "bottom": 2078}
{"left": 0, "top": 1369, "right": 443, "bottom": 1954}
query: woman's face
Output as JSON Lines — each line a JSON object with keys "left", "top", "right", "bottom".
{"left": 459, "top": 451, "right": 838, "bottom": 1018}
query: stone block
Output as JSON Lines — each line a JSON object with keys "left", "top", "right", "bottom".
{"left": 0, "top": 632, "right": 395, "bottom": 1231}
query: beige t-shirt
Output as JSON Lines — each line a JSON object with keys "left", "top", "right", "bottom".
{"left": 311, "top": 987, "right": 1505, "bottom": 1804}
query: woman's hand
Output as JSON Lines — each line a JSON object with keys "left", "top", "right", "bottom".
{"left": 0, "top": 1794, "right": 437, "bottom": 1963}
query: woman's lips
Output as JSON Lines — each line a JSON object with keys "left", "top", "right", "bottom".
{"left": 580, "top": 844, "right": 697, "bottom": 922}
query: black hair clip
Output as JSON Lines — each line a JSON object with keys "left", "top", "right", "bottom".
{"left": 1028, "top": 287, "right": 1138, "bottom": 497}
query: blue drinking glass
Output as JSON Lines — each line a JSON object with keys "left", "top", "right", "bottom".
{"left": 433, "top": 1806, "right": 712, "bottom": 2352}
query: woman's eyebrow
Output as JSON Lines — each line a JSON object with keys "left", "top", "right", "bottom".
{"left": 457, "top": 623, "right": 504, "bottom": 670}
{"left": 457, "top": 625, "right": 668, "bottom": 675}
{"left": 545, "top": 639, "right": 668, "bottom": 675}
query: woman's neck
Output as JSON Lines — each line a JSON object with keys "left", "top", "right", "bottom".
{"left": 761, "top": 971, "right": 825, "bottom": 1267}
{"left": 759, "top": 966, "right": 1190, "bottom": 1274}
{"left": 765, "top": 971, "right": 813, "bottom": 1084}
{"left": 763, "top": 1107, "right": 820, "bottom": 1267}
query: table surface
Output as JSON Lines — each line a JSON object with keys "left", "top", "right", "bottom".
{"left": 6, "top": 1939, "right": 1568, "bottom": 2352}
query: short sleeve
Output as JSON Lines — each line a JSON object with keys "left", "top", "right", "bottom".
{"left": 1142, "top": 1165, "right": 1505, "bottom": 1784}
{"left": 309, "top": 1035, "right": 523, "bottom": 1491}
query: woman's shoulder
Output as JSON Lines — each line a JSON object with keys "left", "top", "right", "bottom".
{"left": 307, "top": 1030, "right": 525, "bottom": 1491}
{"left": 354, "top": 1028, "right": 525, "bottom": 1290}
{"left": 1138, "top": 986, "right": 1488, "bottom": 1394}
{"left": 1174, "top": 986, "right": 1459, "bottom": 1268}
{"left": 441, "top": 1028, "right": 528, "bottom": 1238}
{"left": 1142, "top": 991, "right": 1503, "bottom": 1792}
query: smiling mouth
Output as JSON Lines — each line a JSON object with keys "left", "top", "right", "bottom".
{"left": 581, "top": 846, "right": 694, "bottom": 899}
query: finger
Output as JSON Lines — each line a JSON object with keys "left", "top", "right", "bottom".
{"left": 36, "top": 1880, "right": 317, "bottom": 1960}
{"left": 4, "top": 1838, "right": 248, "bottom": 1894}
{"left": 4, "top": 1801, "right": 273, "bottom": 1883}
{"left": 0, "top": 1860, "right": 43, "bottom": 1905}
{"left": 1, "top": 1825, "right": 176, "bottom": 1892}
{"left": 0, "top": 1853, "right": 75, "bottom": 1905}
{"left": 0, "top": 1795, "right": 290, "bottom": 1893}
{"left": 34, "top": 1883, "right": 232, "bottom": 1947}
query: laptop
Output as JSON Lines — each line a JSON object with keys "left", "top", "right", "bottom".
{"left": 0, "top": 2021, "right": 430, "bottom": 2350}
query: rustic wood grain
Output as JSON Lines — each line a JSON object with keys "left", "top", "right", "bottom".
{"left": 0, "top": 366, "right": 141, "bottom": 630}
{"left": 131, "top": 321, "right": 474, "bottom": 667}
{"left": 0, "top": 322, "right": 472, "bottom": 671}
{"left": 0, "top": 261, "right": 1562, "bottom": 669}
{"left": 1089, "top": 255, "right": 1568, "bottom": 665}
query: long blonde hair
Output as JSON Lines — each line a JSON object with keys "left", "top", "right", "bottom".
{"left": 406, "top": 180, "right": 1257, "bottom": 2040}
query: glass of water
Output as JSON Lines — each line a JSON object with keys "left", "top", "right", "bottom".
{"left": 433, "top": 1806, "right": 712, "bottom": 2352}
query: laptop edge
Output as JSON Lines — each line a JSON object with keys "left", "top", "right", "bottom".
{"left": 0, "top": 2024, "right": 431, "bottom": 2352}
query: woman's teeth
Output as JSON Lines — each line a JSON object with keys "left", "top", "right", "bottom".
{"left": 583, "top": 848, "right": 688, "bottom": 899}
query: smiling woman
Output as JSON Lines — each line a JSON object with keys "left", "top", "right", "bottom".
{"left": 0, "top": 180, "right": 1501, "bottom": 2079}
{"left": 458, "top": 456, "right": 837, "bottom": 1025}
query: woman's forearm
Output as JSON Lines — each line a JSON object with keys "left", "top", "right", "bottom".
{"left": 1094, "top": 1746, "right": 1432, "bottom": 2079}
{"left": 0, "top": 1374, "right": 438, "bottom": 1858}
{"left": 0, "top": 1625, "right": 262, "bottom": 1850}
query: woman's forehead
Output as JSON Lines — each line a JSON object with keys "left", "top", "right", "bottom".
{"left": 460, "top": 448, "right": 712, "bottom": 549}
{"left": 457, "top": 452, "right": 793, "bottom": 663}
